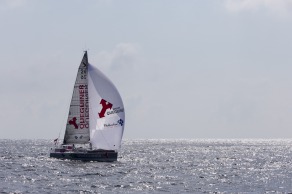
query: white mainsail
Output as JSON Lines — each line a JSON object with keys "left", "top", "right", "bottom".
{"left": 88, "top": 64, "right": 125, "bottom": 150}
{"left": 63, "top": 52, "right": 90, "bottom": 144}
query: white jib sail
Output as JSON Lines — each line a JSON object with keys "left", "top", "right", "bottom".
{"left": 63, "top": 53, "right": 90, "bottom": 144}
{"left": 88, "top": 64, "right": 125, "bottom": 150}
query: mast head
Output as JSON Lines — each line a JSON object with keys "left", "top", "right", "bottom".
{"left": 83, "top": 50, "right": 88, "bottom": 64}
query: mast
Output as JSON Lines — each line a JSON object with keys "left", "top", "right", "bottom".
{"left": 84, "top": 50, "right": 88, "bottom": 64}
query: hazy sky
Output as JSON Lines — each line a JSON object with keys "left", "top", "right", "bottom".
{"left": 1, "top": 0, "right": 292, "bottom": 139}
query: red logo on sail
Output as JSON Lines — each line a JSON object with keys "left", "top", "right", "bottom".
{"left": 69, "top": 117, "right": 78, "bottom": 129}
{"left": 99, "top": 99, "right": 113, "bottom": 118}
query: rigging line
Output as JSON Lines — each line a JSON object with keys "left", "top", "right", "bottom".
{"left": 58, "top": 86, "right": 74, "bottom": 144}
{"left": 58, "top": 100, "right": 69, "bottom": 141}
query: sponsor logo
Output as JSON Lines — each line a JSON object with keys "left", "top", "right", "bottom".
{"left": 98, "top": 99, "right": 124, "bottom": 118}
{"left": 117, "top": 119, "right": 124, "bottom": 126}
{"left": 69, "top": 117, "right": 78, "bottom": 129}
{"left": 79, "top": 85, "right": 89, "bottom": 129}
{"left": 107, "top": 107, "right": 124, "bottom": 116}
{"left": 104, "top": 123, "right": 118, "bottom": 128}
{"left": 104, "top": 119, "right": 124, "bottom": 128}
{"left": 99, "top": 99, "right": 113, "bottom": 118}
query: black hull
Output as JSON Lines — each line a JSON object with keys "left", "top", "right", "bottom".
{"left": 50, "top": 150, "right": 118, "bottom": 162}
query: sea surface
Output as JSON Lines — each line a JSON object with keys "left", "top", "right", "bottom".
{"left": 1, "top": 139, "right": 292, "bottom": 193}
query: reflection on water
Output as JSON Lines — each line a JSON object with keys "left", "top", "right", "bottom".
{"left": 0, "top": 139, "right": 292, "bottom": 193}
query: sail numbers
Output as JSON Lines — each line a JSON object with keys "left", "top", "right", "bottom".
{"left": 80, "top": 69, "right": 87, "bottom": 79}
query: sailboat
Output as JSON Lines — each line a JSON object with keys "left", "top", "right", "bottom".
{"left": 50, "top": 51, "right": 125, "bottom": 162}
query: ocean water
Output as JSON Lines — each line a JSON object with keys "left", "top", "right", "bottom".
{"left": 1, "top": 139, "right": 292, "bottom": 193}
